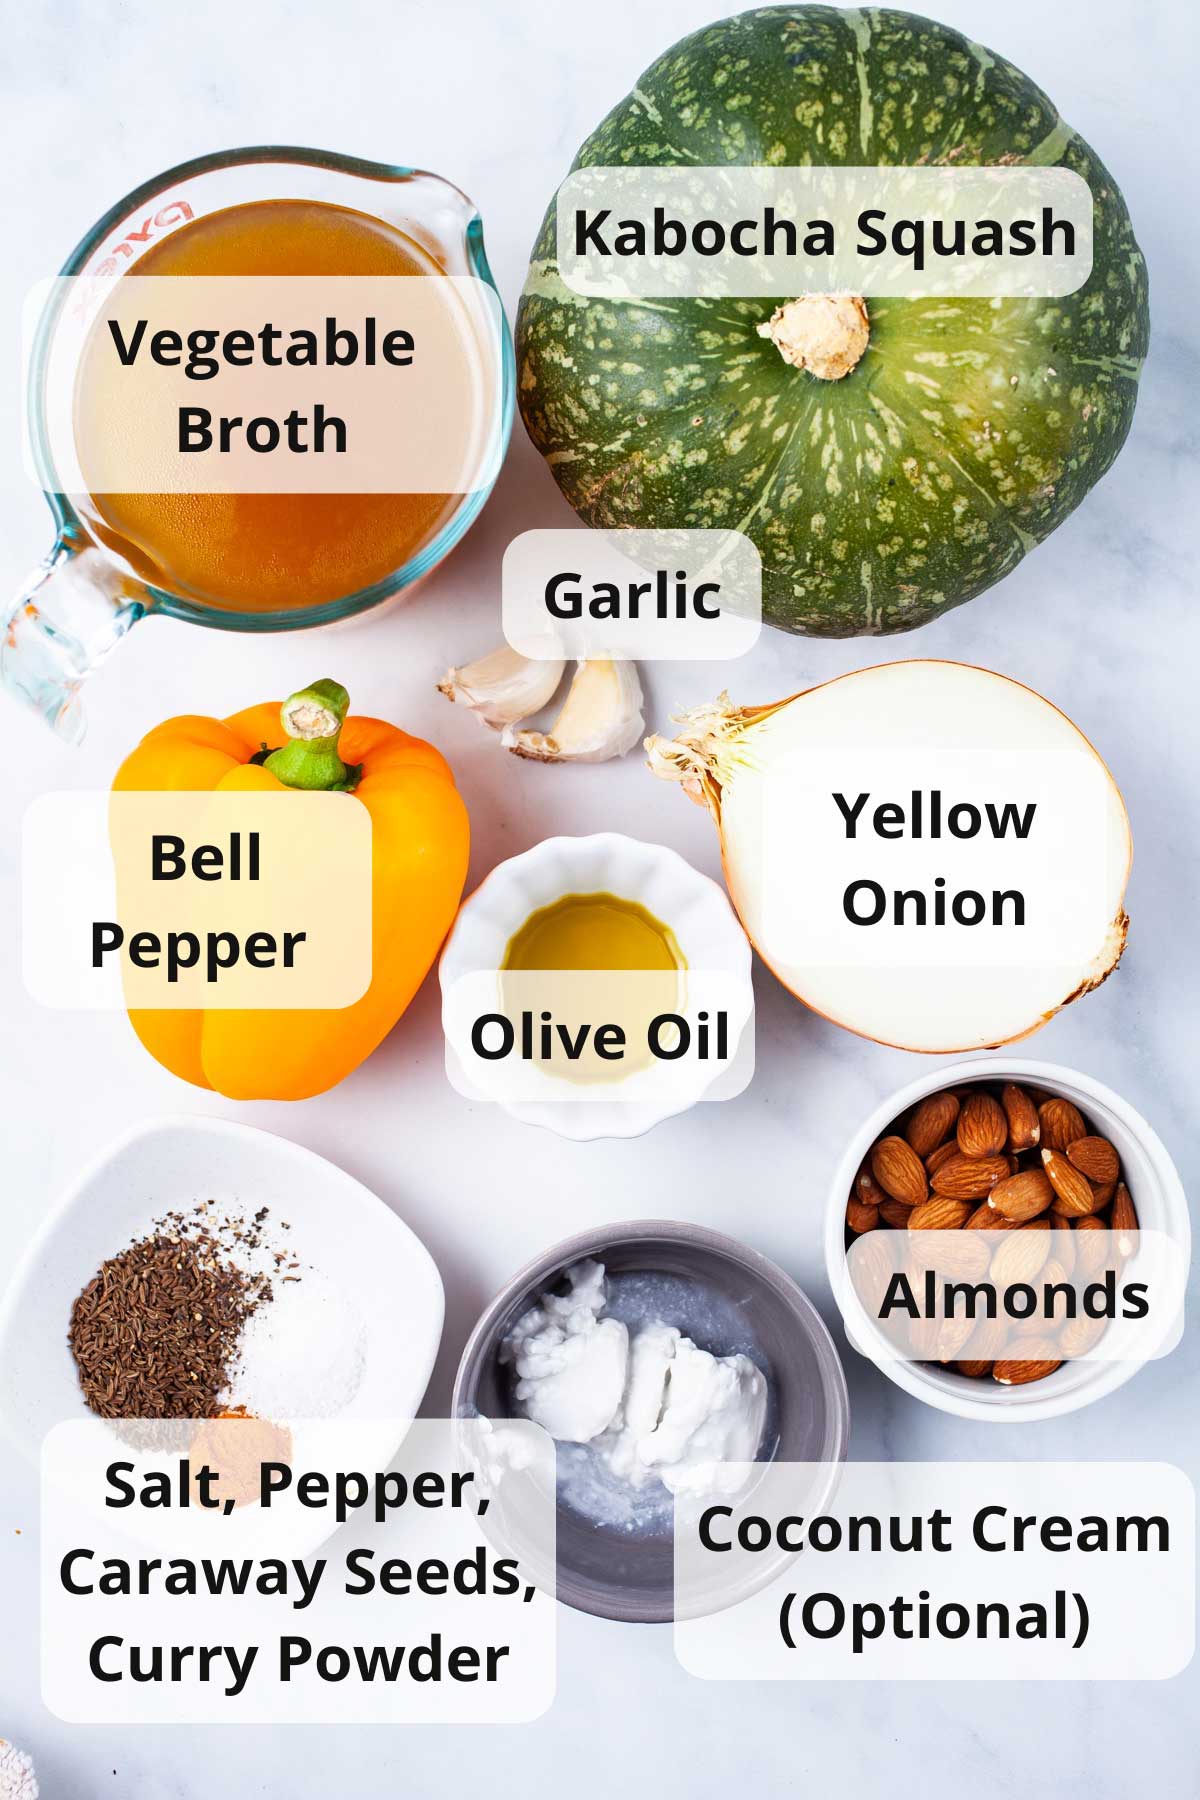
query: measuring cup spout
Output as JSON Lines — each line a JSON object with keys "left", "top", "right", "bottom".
{"left": 3, "top": 541, "right": 145, "bottom": 743}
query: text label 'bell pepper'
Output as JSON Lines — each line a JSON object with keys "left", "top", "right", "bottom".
{"left": 112, "top": 679, "right": 470, "bottom": 1099}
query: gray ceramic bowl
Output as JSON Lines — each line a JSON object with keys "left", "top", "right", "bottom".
{"left": 453, "top": 1220, "right": 850, "bottom": 1623}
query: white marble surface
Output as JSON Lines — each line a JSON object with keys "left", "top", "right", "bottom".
{"left": 1, "top": 0, "right": 1197, "bottom": 1793}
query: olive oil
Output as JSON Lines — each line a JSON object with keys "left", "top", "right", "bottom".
{"left": 502, "top": 892, "right": 682, "bottom": 973}
{"left": 501, "top": 892, "right": 684, "bottom": 1087}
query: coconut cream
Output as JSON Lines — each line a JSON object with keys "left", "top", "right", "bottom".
{"left": 500, "top": 1260, "right": 767, "bottom": 1499}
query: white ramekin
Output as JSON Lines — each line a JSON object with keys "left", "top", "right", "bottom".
{"left": 824, "top": 1059, "right": 1189, "bottom": 1422}
{"left": 439, "top": 833, "right": 753, "bottom": 1141}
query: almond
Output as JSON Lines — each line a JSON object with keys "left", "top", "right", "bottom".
{"left": 907, "top": 1197, "right": 971, "bottom": 1231}
{"left": 1011, "top": 1308, "right": 1053, "bottom": 1337}
{"left": 987, "top": 1168, "right": 1054, "bottom": 1223}
{"left": 905, "top": 1091, "right": 960, "bottom": 1159}
{"left": 930, "top": 1153, "right": 1010, "bottom": 1201}
{"left": 1073, "top": 1213, "right": 1110, "bottom": 1276}
{"left": 993, "top": 1344, "right": 1062, "bottom": 1385}
{"left": 955, "top": 1314, "right": 1010, "bottom": 1378}
{"left": 1059, "top": 1313, "right": 1108, "bottom": 1358}
{"left": 1066, "top": 1136, "right": 1120, "bottom": 1186}
{"left": 855, "top": 1164, "right": 887, "bottom": 1208}
{"left": 848, "top": 1231, "right": 894, "bottom": 1311}
{"left": 1001, "top": 1083, "right": 1041, "bottom": 1152}
{"left": 1040, "top": 1148, "right": 1098, "bottom": 1217}
{"left": 1039, "top": 1258, "right": 1073, "bottom": 1327}
{"left": 878, "top": 1198, "right": 914, "bottom": 1229}
{"left": 989, "top": 1217, "right": 1052, "bottom": 1287}
{"left": 908, "top": 1226, "right": 990, "bottom": 1279}
{"left": 846, "top": 1195, "right": 880, "bottom": 1234}
{"left": 965, "top": 1202, "right": 1021, "bottom": 1231}
{"left": 1049, "top": 1220, "right": 1076, "bottom": 1277}
{"left": 1038, "top": 1097, "right": 1086, "bottom": 1152}
{"left": 925, "top": 1140, "right": 961, "bottom": 1176}
{"left": 934, "top": 1314, "right": 978, "bottom": 1364}
{"left": 1111, "top": 1182, "right": 1138, "bottom": 1255}
{"left": 870, "top": 1135, "right": 928, "bottom": 1208}
{"left": 909, "top": 1315, "right": 942, "bottom": 1360}
{"left": 957, "top": 1091, "right": 1008, "bottom": 1158}
{"left": 1089, "top": 1180, "right": 1117, "bottom": 1210}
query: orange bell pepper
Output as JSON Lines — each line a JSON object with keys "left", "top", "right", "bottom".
{"left": 112, "top": 678, "right": 469, "bottom": 1100}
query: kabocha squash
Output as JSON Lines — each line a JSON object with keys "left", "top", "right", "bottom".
{"left": 112, "top": 679, "right": 469, "bottom": 1100}
{"left": 516, "top": 6, "right": 1149, "bottom": 636}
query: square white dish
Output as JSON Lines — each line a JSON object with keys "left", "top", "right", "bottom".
{"left": 0, "top": 1115, "right": 445, "bottom": 1464}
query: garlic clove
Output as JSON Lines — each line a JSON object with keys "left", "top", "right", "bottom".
{"left": 437, "top": 644, "right": 565, "bottom": 729}
{"left": 503, "top": 659, "right": 644, "bottom": 764}
{"left": 0, "top": 1739, "right": 38, "bottom": 1800}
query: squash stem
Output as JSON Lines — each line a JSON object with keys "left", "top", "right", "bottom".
{"left": 263, "top": 679, "right": 362, "bottom": 792}
{"left": 756, "top": 294, "right": 869, "bottom": 379}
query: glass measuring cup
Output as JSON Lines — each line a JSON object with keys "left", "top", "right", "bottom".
{"left": 8, "top": 146, "right": 515, "bottom": 741}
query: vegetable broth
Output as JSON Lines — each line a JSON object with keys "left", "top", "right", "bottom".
{"left": 78, "top": 198, "right": 459, "bottom": 613}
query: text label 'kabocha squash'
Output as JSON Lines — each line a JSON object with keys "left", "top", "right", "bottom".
{"left": 516, "top": 5, "right": 1149, "bottom": 637}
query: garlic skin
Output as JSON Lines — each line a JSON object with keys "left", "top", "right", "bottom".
{"left": 437, "top": 644, "right": 565, "bottom": 729}
{"left": 503, "top": 659, "right": 644, "bottom": 764}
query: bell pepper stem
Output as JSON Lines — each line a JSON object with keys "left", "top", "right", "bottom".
{"left": 263, "top": 679, "right": 362, "bottom": 791}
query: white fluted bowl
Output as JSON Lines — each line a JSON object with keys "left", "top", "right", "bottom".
{"left": 439, "top": 833, "right": 753, "bottom": 1140}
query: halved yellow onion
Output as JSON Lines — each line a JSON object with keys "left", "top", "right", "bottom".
{"left": 646, "top": 661, "right": 1131, "bottom": 1053}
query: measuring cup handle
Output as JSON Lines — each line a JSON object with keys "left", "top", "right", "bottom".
{"left": 2, "top": 541, "right": 145, "bottom": 743}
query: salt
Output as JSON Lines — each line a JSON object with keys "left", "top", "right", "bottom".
{"left": 223, "top": 1266, "right": 366, "bottom": 1419}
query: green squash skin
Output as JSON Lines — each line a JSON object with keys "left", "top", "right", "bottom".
{"left": 516, "top": 5, "right": 1149, "bottom": 636}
